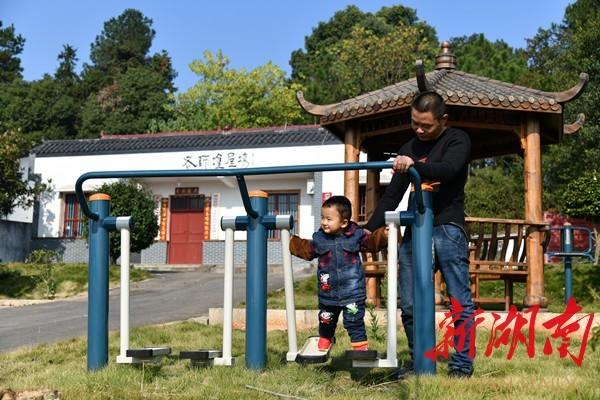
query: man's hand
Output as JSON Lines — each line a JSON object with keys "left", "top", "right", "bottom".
{"left": 392, "top": 155, "right": 415, "bottom": 174}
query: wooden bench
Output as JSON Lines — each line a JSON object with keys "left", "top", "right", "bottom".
{"left": 363, "top": 251, "right": 387, "bottom": 307}
{"left": 361, "top": 218, "right": 550, "bottom": 310}
{"left": 465, "top": 217, "right": 550, "bottom": 310}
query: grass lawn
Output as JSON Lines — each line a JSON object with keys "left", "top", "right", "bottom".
{"left": 0, "top": 262, "right": 151, "bottom": 300}
{"left": 266, "top": 262, "right": 600, "bottom": 313}
{"left": 0, "top": 320, "right": 598, "bottom": 399}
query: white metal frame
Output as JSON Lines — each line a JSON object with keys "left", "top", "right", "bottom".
{"left": 353, "top": 214, "right": 399, "bottom": 368}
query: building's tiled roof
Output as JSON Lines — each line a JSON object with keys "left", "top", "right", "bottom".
{"left": 299, "top": 69, "right": 577, "bottom": 124}
{"left": 33, "top": 125, "right": 341, "bottom": 157}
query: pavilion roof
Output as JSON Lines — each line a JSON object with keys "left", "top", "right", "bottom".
{"left": 298, "top": 42, "right": 588, "bottom": 126}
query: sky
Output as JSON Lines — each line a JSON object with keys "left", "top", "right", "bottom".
{"left": 2, "top": 0, "right": 574, "bottom": 93}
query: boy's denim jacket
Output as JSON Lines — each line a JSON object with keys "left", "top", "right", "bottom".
{"left": 290, "top": 222, "right": 387, "bottom": 306}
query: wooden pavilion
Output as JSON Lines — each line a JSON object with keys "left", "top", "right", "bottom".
{"left": 297, "top": 42, "right": 588, "bottom": 309}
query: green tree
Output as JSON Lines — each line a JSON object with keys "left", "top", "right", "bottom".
{"left": 153, "top": 50, "right": 304, "bottom": 131}
{"left": 55, "top": 44, "right": 80, "bottom": 86}
{"left": 0, "top": 76, "right": 81, "bottom": 141}
{"left": 81, "top": 66, "right": 173, "bottom": 135}
{"left": 0, "top": 130, "right": 48, "bottom": 217}
{"left": 465, "top": 163, "right": 524, "bottom": 219}
{"left": 95, "top": 180, "right": 158, "bottom": 263}
{"left": 450, "top": 33, "right": 532, "bottom": 84}
{"left": 324, "top": 24, "right": 437, "bottom": 100}
{"left": 79, "top": 9, "right": 176, "bottom": 136}
{"left": 89, "top": 9, "right": 154, "bottom": 75}
{"left": 563, "top": 172, "right": 600, "bottom": 264}
{"left": 0, "top": 21, "right": 25, "bottom": 83}
{"left": 527, "top": 0, "right": 600, "bottom": 211}
{"left": 290, "top": 5, "right": 437, "bottom": 104}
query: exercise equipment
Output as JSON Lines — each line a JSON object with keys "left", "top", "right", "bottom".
{"left": 114, "top": 216, "right": 171, "bottom": 364}
{"left": 79, "top": 161, "right": 436, "bottom": 374}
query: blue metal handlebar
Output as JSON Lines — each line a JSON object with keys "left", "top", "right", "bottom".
{"left": 546, "top": 226, "right": 595, "bottom": 261}
{"left": 75, "top": 162, "right": 425, "bottom": 220}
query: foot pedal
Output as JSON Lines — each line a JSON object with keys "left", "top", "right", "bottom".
{"left": 295, "top": 336, "right": 331, "bottom": 364}
{"left": 345, "top": 350, "right": 378, "bottom": 361}
{"left": 179, "top": 349, "right": 223, "bottom": 365}
{"left": 118, "top": 347, "right": 171, "bottom": 364}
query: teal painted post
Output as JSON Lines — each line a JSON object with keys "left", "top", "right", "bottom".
{"left": 245, "top": 191, "right": 268, "bottom": 370}
{"left": 412, "top": 190, "right": 436, "bottom": 375}
{"left": 562, "top": 223, "right": 574, "bottom": 304}
{"left": 87, "top": 194, "right": 111, "bottom": 371}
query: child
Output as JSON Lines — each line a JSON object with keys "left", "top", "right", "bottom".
{"left": 290, "top": 195, "right": 387, "bottom": 352}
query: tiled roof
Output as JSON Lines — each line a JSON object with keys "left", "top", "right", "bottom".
{"left": 298, "top": 42, "right": 588, "bottom": 125}
{"left": 298, "top": 70, "right": 589, "bottom": 124}
{"left": 33, "top": 125, "right": 341, "bottom": 157}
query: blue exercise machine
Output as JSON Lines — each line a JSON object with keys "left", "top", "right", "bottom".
{"left": 546, "top": 223, "right": 595, "bottom": 303}
{"left": 77, "top": 162, "right": 436, "bottom": 375}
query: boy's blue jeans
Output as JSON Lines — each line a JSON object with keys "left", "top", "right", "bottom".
{"left": 318, "top": 302, "right": 367, "bottom": 343}
{"left": 399, "top": 223, "right": 475, "bottom": 373}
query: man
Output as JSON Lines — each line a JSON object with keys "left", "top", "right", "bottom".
{"left": 365, "top": 91, "right": 475, "bottom": 378}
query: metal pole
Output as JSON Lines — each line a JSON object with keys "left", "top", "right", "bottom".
{"left": 220, "top": 227, "right": 235, "bottom": 365}
{"left": 280, "top": 228, "right": 298, "bottom": 361}
{"left": 411, "top": 190, "right": 436, "bottom": 375}
{"left": 562, "top": 223, "right": 574, "bottom": 304}
{"left": 385, "top": 219, "right": 399, "bottom": 368}
{"left": 87, "top": 194, "right": 111, "bottom": 371}
{"left": 116, "top": 217, "right": 132, "bottom": 363}
{"left": 245, "top": 191, "right": 268, "bottom": 370}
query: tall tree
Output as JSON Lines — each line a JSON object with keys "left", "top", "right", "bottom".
{"left": 81, "top": 66, "right": 173, "bottom": 134}
{"left": 89, "top": 9, "right": 154, "bottom": 75}
{"left": 527, "top": 0, "right": 600, "bottom": 211}
{"left": 290, "top": 5, "right": 437, "bottom": 104}
{"left": 153, "top": 50, "right": 304, "bottom": 132}
{"left": 450, "top": 34, "right": 532, "bottom": 85}
{"left": 79, "top": 9, "right": 176, "bottom": 136}
{"left": 55, "top": 44, "right": 80, "bottom": 86}
{"left": 0, "top": 21, "right": 25, "bottom": 83}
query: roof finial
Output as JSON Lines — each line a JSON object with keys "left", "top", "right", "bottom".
{"left": 435, "top": 41, "right": 456, "bottom": 70}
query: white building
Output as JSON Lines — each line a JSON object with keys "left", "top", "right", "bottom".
{"left": 17, "top": 125, "right": 397, "bottom": 265}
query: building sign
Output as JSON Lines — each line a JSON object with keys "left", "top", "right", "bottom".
{"left": 175, "top": 187, "right": 199, "bottom": 195}
{"left": 182, "top": 151, "right": 252, "bottom": 169}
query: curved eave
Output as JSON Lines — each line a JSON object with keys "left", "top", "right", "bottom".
{"left": 564, "top": 113, "right": 586, "bottom": 135}
{"left": 542, "top": 73, "right": 589, "bottom": 103}
{"left": 296, "top": 91, "right": 333, "bottom": 117}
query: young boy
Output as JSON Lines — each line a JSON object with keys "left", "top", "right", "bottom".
{"left": 290, "top": 195, "right": 387, "bottom": 352}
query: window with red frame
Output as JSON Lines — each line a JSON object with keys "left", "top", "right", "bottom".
{"left": 63, "top": 193, "right": 84, "bottom": 238}
{"left": 267, "top": 191, "right": 298, "bottom": 239}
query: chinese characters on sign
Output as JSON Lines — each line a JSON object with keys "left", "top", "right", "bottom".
{"left": 182, "top": 152, "right": 250, "bottom": 169}
{"left": 425, "top": 298, "right": 595, "bottom": 366}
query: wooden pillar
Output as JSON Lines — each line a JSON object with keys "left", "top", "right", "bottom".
{"left": 364, "top": 153, "right": 381, "bottom": 306}
{"left": 344, "top": 124, "right": 360, "bottom": 219}
{"left": 522, "top": 116, "right": 547, "bottom": 307}
{"left": 365, "top": 154, "right": 380, "bottom": 222}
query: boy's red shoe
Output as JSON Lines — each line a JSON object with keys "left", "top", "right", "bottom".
{"left": 351, "top": 342, "right": 369, "bottom": 351}
{"left": 317, "top": 337, "right": 333, "bottom": 351}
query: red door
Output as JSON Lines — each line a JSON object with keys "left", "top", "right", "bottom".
{"left": 168, "top": 195, "right": 204, "bottom": 264}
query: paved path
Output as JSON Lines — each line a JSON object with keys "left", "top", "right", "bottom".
{"left": 0, "top": 267, "right": 312, "bottom": 353}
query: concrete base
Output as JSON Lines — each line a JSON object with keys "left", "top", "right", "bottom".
{"left": 208, "top": 308, "right": 597, "bottom": 338}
